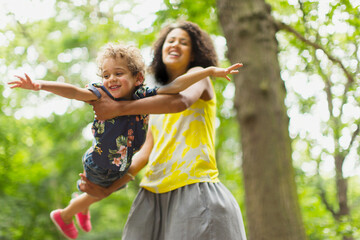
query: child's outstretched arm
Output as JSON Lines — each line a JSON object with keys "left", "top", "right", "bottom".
{"left": 8, "top": 73, "right": 98, "bottom": 102}
{"left": 156, "top": 63, "right": 243, "bottom": 94}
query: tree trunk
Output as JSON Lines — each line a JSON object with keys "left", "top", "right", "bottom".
{"left": 217, "top": 0, "right": 306, "bottom": 239}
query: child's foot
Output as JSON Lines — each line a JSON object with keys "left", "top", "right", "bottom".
{"left": 50, "top": 209, "right": 78, "bottom": 239}
{"left": 75, "top": 211, "right": 92, "bottom": 232}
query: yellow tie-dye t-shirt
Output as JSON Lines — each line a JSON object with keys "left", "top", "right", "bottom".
{"left": 140, "top": 96, "right": 219, "bottom": 193}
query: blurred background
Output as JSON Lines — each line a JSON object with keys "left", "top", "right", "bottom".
{"left": 0, "top": 0, "right": 359, "bottom": 239}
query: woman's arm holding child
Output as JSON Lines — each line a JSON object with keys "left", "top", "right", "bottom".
{"left": 8, "top": 73, "right": 98, "bottom": 102}
{"left": 79, "top": 128, "right": 154, "bottom": 199}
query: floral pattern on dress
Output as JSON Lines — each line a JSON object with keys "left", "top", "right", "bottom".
{"left": 94, "top": 144, "right": 103, "bottom": 155}
{"left": 108, "top": 135, "right": 127, "bottom": 166}
{"left": 92, "top": 120, "right": 105, "bottom": 134}
{"left": 136, "top": 115, "right": 149, "bottom": 131}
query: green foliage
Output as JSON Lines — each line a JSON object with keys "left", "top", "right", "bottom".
{"left": 2, "top": 0, "right": 359, "bottom": 239}
{"left": 0, "top": 2, "right": 147, "bottom": 238}
{"left": 0, "top": 1, "right": 240, "bottom": 239}
{"left": 297, "top": 93, "right": 316, "bottom": 114}
{"left": 296, "top": 169, "right": 360, "bottom": 239}
{"left": 0, "top": 105, "right": 87, "bottom": 238}
{"left": 0, "top": 100, "right": 141, "bottom": 239}
{"left": 271, "top": 0, "right": 360, "bottom": 238}
{"left": 155, "top": 0, "right": 219, "bottom": 34}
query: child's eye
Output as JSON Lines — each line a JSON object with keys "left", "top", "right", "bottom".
{"left": 103, "top": 75, "right": 109, "bottom": 79}
{"left": 116, "top": 72, "right": 123, "bottom": 76}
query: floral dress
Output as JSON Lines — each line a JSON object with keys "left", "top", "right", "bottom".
{"left": 86, "top": 83, "right": 157, "bottom": 172}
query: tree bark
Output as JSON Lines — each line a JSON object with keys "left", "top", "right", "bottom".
{"left": 217, "top": 0, "right": 306, "bottom": 239}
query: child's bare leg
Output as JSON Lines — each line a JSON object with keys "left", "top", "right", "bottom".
{"left": 60, "top": 193, "right": 99, "bottom": 224}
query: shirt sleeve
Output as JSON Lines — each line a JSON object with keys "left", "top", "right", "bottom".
{"left": 133, "top": 85, "right": 159, "bottom": 100}
{"left": 86, "top": 83, "right": 102, "bottom": 99}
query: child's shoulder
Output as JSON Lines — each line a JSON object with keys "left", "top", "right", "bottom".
{"left": 89, "top": 82, "right": 103, "bottom": 88}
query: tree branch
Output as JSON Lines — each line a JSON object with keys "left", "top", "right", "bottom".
{"left": 275, "top": 21, "right": 355, "bottom": 84}
{"left": 315, "top": 160, "right": 338, "bottom": 220}
{"left": 356, "top": 43, "right": 360, "bottom": 74}
{"left": 313, "top": 49, "right": 334, "bottom": 118}
{"left": 318, "top": 186, "right": 339, "bottom": 220}
{"left": 342, "top": 123, "right": 360, "bottom": 157}
{"left": 349, "top": 124, "right": 360, "bottom": 149}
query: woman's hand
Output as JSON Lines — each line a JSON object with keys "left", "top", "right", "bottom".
{"left": 78, "top": 173, "right": 111, "bottom": 199}
{"left": 210, "top": 63, "right": 243, "bottom": 81}
{"left": 87, "top": 88, "right": 123, "bottom": 120}
{"left": 79, "top": 171, "right": 134, "bottom": 199}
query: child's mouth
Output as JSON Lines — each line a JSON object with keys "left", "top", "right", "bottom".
{"left": 109, "top": 85, "right": 120, "bottom": 90}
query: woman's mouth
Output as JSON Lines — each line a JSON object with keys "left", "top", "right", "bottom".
{"left": 169, "top": 51, "right": 180, "bottom": 57}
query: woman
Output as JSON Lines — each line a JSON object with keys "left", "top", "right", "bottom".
{"left": 80, "top": 21, "right": 247, "bottom": 240}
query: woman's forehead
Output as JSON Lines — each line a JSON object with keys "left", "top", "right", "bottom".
{"left": 166, "top": 28, "right": 191, "bottom": 40}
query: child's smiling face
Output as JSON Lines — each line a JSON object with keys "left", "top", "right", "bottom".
{"left": 101, "top": 57, "right": 143, "bottom": 99}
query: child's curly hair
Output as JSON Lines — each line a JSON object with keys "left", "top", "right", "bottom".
{"left": 96, "top": 43, "right": 145, "bottom": 78}
{"left": 149, "top": 21, "right": 218, "bottom": 85}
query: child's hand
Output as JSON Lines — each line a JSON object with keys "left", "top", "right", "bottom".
{"left": 8, "top": 73, "right": 41, "bottom": 91}
{"left": 211, "top": 63, "right": 243, "bottom": 81}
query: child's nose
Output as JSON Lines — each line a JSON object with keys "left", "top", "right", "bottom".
{"left": 109, "top": 74, "right": 116, "bottom": 81}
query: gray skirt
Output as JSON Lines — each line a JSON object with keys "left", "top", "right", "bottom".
{"left": 122, "top": 182, "right": 247, "bottom": 240}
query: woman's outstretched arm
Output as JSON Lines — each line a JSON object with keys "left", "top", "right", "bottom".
{"left": 157, "top": 63, "right": 242, "bottom": 94}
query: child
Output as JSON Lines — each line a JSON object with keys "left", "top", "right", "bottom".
{"left": 8, "top": 42, "right": 242, "bottom": 240}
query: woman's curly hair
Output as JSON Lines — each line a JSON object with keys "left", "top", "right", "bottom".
{"left": 149, "top": 21, "right": 218, "bottom": 85}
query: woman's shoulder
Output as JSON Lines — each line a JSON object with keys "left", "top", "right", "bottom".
{"left": 188, "top": 67, "right": 215, "bottom": 101}
{"left": 187, "top": 66, "right": 205, "bottom": 73}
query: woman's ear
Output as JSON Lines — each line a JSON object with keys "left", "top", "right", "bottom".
{"left": 135, "top": 72, "right": 145, "bottom": 86}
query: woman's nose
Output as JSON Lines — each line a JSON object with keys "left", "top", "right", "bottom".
{"left": 170, "top": 40, "right": 179, "bottom": 47}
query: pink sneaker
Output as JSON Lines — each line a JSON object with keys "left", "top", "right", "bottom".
{"left": 75, "top": 212, "right": 92, "bottom": 232}
{"left": 50, "top": 210, "right": 78, "bottom": 239}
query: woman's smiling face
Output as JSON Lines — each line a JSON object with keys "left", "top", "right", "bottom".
{"left": 162, "top": 28, "right": 193, "bottom": 74}
{"left": 101, "top": 57, "right": 142, "bottom": 99}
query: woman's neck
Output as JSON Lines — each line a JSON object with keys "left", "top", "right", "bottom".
{"left": 166, "top": 65, "right": 188, "bottom": 82}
